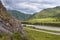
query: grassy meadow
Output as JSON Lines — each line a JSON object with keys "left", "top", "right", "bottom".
{"left": 21, "top": 18, "right": 60, "bottom": 27}
{"left": 24, "top": 28, "right": 60, "bottom": 40}
{"left": 0, "top": 28, "right": 60, "bottom": 40}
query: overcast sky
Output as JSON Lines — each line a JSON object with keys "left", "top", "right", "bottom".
{"left": 1, "top": 0, "right": 60, "bottom": 14}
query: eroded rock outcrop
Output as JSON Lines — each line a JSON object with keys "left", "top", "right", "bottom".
{"left": 0, "top": 1, "right": 24, "bottom": 34}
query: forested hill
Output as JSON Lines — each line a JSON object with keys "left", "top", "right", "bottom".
{"left": 8, "top": 10, "right": 31, "bottom": 20}
{"left": 31, "top": 6, "right": 60, "bottom": 19}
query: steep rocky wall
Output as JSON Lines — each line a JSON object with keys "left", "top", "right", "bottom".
{"left": 0, "top": 1, "right": 24, "bottom": 34}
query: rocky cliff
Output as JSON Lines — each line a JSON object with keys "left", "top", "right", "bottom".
{"left": 0, "top": 1, "right": 24, "bottom": 34}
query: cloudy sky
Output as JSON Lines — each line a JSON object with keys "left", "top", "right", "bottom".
{"left": 1, "top": 0, "right": 60, "bottom": 14}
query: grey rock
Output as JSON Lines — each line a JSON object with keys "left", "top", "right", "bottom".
{"left": 0, "top": 1, "right": 24, "bottom": 35}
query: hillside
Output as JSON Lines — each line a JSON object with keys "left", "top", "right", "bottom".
{"left": 8, "top": 10, "right": 31, "bottom": 20}
{"left": 31, "top": 6, "right": 60, "bottom": 19}
{"left": 22, "top": 6, "right": 60, "bottom": 26}
{"left": 0, "top": 1, "right": 24, "bottom": 34}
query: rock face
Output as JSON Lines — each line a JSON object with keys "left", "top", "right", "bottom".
{"left": 0, "top": 1, "right": 24, "bottom": 34}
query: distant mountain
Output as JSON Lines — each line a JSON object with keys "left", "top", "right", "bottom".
{"left": 8, "top": 10, "right": 31, "bottom": 20}
{"left": 31, "top": 6, "right": 60, "bottom": 19}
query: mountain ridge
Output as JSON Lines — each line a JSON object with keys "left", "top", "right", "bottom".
{"left": 8, "top": 10, "right": 31, "bottom": 20}
{"left": 30, "top": 6, "right": 60, "bottom": 19}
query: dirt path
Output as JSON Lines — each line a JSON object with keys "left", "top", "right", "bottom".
{"left": 24, "top": 24, "right": 60, "bottom": 31}
{"left": 24, "top": 27, "right": 60, "bottom": 35}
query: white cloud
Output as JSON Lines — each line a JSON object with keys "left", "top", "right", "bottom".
{"left": 1, "top": 0, "right": 60, "bottom": 14}
{"left": 17, "top": 3, "right": 39, "bottom": 10}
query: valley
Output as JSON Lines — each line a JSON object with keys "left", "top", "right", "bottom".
{"left": 1, "top": 0, "right": 60, "bottom": 40}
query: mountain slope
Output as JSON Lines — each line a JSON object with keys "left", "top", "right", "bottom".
{"left": 31, "top": 6, "right": 60, "bottom": 19}
{"left": 8, "top": 10, "right": 31, "bottom": 20}
{"left": 0, "top": 1, "right": 24, "bottom": 34}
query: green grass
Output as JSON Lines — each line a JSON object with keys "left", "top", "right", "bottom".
{"left": 0, "top": 27, "right": 60, "bottom": 40}
{"left": 24, "top": 28, "right": 60, "bottom": 40}
{"left": 0, "top": 32, "right": 24, "bottom": 40}
{"left": 21, "top": 18, "right": 60, "bottom": 27}
{"left": 28, "top": 18, "right": 60, "bottom": 23}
